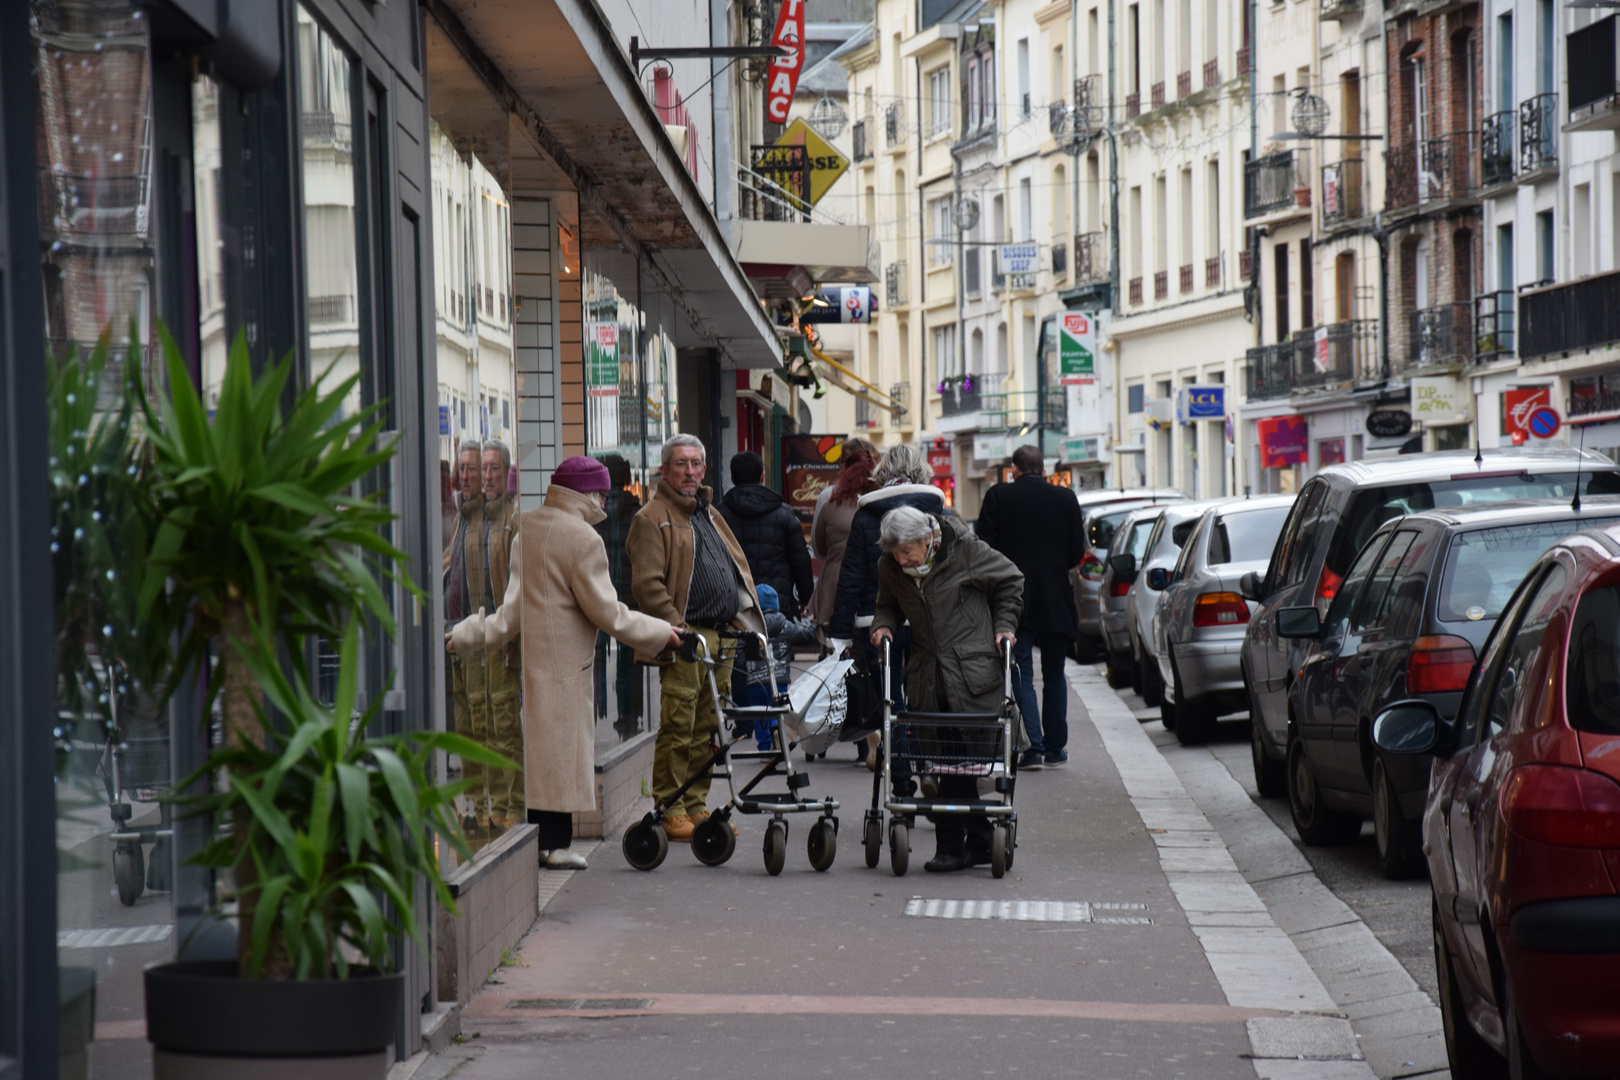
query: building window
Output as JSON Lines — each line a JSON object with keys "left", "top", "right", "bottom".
{"left": 930, "top": 196, "right": 954, "bottom": 265}
{"left": 1274, "top": 242, "right": 1291, "bottom": 340}
{"left": 1128, "top": 383, "right": 1146, "bottom": 413}
{"left": 1537, "top": 209, "right": 1554, "bottom": 281}
{"left": 933, "top": 323, "right": 960, "bottom": 380}
{"left": 965, "top": 57, "right": 981, "bottom": 128}
{"left": 1017, "top": 38, "right": 1031, "bottom": 116}
{"left": 927, "top": 66, "right": 953, "bottom": 135}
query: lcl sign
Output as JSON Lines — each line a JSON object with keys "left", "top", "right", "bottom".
{"left": 1177, "top": 385, "right": 1226, "bottom": 422}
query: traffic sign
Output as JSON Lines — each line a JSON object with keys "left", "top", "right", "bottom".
{"left": 1528, "top": 406, "right": 1562, "bottom": 439}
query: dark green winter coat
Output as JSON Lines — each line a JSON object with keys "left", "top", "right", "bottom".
{"left": 872, "top": 514, "right": 1025, "bottom": 714}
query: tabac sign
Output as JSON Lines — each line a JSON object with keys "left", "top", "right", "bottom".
{"left": 765, "top": 0, "right": 806, "bottom": 124}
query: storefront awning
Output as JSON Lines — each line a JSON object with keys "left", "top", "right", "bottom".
{"left": 426, "top": 0, "right": 782, "bottom": 369}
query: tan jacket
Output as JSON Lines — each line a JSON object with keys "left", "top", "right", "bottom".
{"left": 626, "top": 478, "right": 766, "bottom": 664}
{"left": 450, "top": 485, "right": 674, "bottom": 813}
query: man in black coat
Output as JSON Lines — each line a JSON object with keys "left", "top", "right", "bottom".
{"left": 718, "top": 452, "right": 815, "bottom": 617}
{"left": 976, "top": 444, "right": 1086, "bottom": 767}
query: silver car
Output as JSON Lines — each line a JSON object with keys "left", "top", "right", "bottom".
{"left": 1098, "top": 503, "right": 1181, "bottom": 688}
{"left": 1071, "top": 488, "right": 1187, "bottom": 657}
{"left": 1123, "top": 500, "right": 1225, "bottom": 705}
{"left": 1151, "top": 496, "right": 1295, "bottom": 745}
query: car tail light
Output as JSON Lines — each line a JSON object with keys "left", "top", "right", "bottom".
{"left": 1501, "top": 766, "right": 1620, "bottom": 848}
{"left": 1316, "top": 564, "right": 1343, "bottom": 606}
{"left": 1079, "top": 555, "right": 1103, "bottom": 582}
{"left": 1406, "top": 635, "right": 1476, "bottom": 693}
{"left": 1193, "top": 592, "right": 1250, "bottom": 627}
{"left": 1110, "top": 578, "right": 1132, "bottom": 597}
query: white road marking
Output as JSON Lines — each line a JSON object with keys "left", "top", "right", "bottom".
{"left": 902, "top": 897, "right": 1153, "bottom": 924}
{"left": 58, "top": 924, "right": 173, "bottom": 950}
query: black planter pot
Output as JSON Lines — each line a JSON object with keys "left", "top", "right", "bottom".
{"left": 145, "top": 961, "right": 403, "bottom": 1079}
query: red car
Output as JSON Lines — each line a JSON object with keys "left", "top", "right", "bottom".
{"left": 1372, "top": 521, "right": 1620, "bottom": 1078}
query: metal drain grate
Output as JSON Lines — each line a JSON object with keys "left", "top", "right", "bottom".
{"left": 506, "top": 997, "right": 655, "bottom": 1011}
{"left": 58, "top": 924, "right": 175, "bottom": 950}
{"left": 902, "top": 898, "right": 1152, "bottom": 924}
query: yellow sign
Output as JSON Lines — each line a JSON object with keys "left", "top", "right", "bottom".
{"left": 771, "top": 118, "right": 850, "bottom": 208}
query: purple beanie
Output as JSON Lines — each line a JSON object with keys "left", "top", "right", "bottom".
{"left": 551, "top": 455, "right": 611, "bottom": 493}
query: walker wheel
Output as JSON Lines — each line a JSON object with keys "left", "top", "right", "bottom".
{"left": 114, "top": 842, "right": 144, "bottom": 907}
{"left": 692, "top": 815, "right": 736, "bottom": 867}
{"left": 622, "top": 819, "right": 669, "bottom": 871}
{"left": 763, "top": 820, "right": 788, "bottom": 876}
{"left": 889, "top": 820, "right": 909, "bottom": 876}
{"left": 991, "top": 824, "right": 1009, "bottom": 880}
{"left": 1005, "top": 818, "right": 1017, "bottom": 872}
{"left": 807, "top": 817, "right": 837, "bottom": 872}
{"left": 862, "top": 813, "right": 882, "bottom": 868}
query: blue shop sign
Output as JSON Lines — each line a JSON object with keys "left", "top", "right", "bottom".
{"left": 1178, "top": 385, "right": 1225, "bottom": 421}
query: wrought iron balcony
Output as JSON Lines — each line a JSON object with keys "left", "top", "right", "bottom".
{"left": 1126, "top": 92, "right": 1141, "bottom": 119}
{"left": 1154, "top": 271, "right": 1169, "bottom": 300}
{"left": 852, "top": 120, "right": 870, "bottom": 162}
{"left": 888, "top": 380, "right": 912, "bottom": 421}
{"left": 1177, "top": 71, "right": 1192, "bottom": 99}
{"left": 1474, "top": 290, "right": 1515, "bottom": 360}
{"left": 1203, "top": 58, "right": 1219, "bottom": 89}
{"left": 742, "top": 144, "right": 810, "bottom": 221}
{"left": 939, "top": 371, "right": 1002, "bottom": 418}
{"left": 1294, "top": 320, "right": 1379, "bottom": 389}
{"left": 1520, "top": 93, "right": 1557, "bottom": 175}
{"left": 1245, "top": 150, "right": 1307, "bottom": 218}
{"left": 1406, "top": 302, "right": 1475, "bottom": 370}
{"left": 1481, "top": 111, "right": 1514, "bottom": 186}
{"left": 1239, "top": 249, "right": 1252, "bottom": 281}
{"left": 1520, "top": 269, "right": 1620, "bottom": 360}
{"left": 1128, "top": 277, "right": 1143, "bottom": 305}
{"left": 1320, "top": 159, "right": 1365, "bottom": 226}
{"left": 1236, "top": 46, "right": 1251, "bottom": 76}
{"left": 1179, "top": 264, "right": 1194, "bottom": 294}
{"left": 855, "top": 396, "right": 880, "bottom": 429}
{"left": 1151, "top": 81, "right": 1166, "bottom": 109}
{"left": 1245, "top": 342, "right": 1295, "bottom": 400}
{"left": 1419, "top": 131, "right": 1480, "bottom": 202}
{"left": 1074, "top": 75, "right": 1105, "bottom": 131}
{"left": 885, "top": 260, "right": 908, "bottom": 308}
{"left": 885, "top": 102, "right": 906, "bottom": 147}
{"left": 1075, "top": 231, "right": 1107, "bottom": 285}
{"left": 1571, "top": 386, "right": 1620, "bottom": 421}
{"left": 1205, "top": 254, "right": 1223, "bottom": 288}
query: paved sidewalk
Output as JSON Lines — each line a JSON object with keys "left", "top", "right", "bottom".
{"left": 399, "top": 655, "right": 1431, "bottom": 1079}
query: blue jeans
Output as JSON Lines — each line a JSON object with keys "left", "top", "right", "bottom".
{"left": 1012, "top": 633, "right": 1070, "bottom": 755}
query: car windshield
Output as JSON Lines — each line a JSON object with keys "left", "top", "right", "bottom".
{"left": 1438, "top": 516, "right": 1620, "bottom": 622}
{"left": 1210, "top": 505, "right": 1291, "bottom": 566}
{"left": 1089, "top": 508, "right": 1137, "bottom": 552}
{"left": 1328, "top": 471, "right": 1620, "bottom": 577}
{"left": 1567, "top": 584, "right": 1620, "bottom": 735}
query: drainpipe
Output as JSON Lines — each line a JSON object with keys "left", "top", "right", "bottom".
{"left": 1108, "top": 0, "right": 1120, "bottom": 313}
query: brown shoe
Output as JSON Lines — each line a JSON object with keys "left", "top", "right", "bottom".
{"left": 661, "top": 814, "right": 695, "bottom": 842}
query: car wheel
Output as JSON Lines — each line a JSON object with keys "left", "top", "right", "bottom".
{"left": 1287, "top": 732, "right": 1362, "bottom": 845}
{"left": 1248, "top": 680, "right": 1286, "bottom": 798}
{"left": 1158, "top": 688, "right": 1177, "bottom": 730}
{"left": 1141, "top": 654, "right": 1163, "bottom": 708}
{"left": 1106, "top": 648, "right": 1135, "bottom": 690}
{"left": 1434, "top": 898, "right": 1508, "bottom": 1080}
{"left": 1172, "top": 661, "right": 1216, "bottom": 746}
{"left": 1373, "top": 757, "right": 1426, "bottom": 880}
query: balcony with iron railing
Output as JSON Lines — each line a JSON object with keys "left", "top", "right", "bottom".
{"left": 1240, "top": 249, "right": 1252, "bottom": 281}
{"left": 1205, "top": 254, "right": 1223, "bottom": 288}
{"left": 885, "top": 260, "right": 908, "bottom": 308}
{"left": 1179, "top": 264, "right": 1194, "bottom": 294}
{"left": 1475, "top": 290, "right": 1515, "bottom": 360}
{"left": 1236, "top": 46, "right": 1251, "bottom": 76}
{"left": 1520, "top": 93, "right": 1557, "bottom": 177}
{"left": 1320, "top": 158, "right": 1366, "bottom": 227}
{"left": 1151, "top": 81, "right": 1166, "bottom": 109}
{"left": 885, "top": 102, "right": 906, "bottom": 148}
{"left": 1294, "top": 320, "right": 1379, "bottom": 389}
{"left": 1320, "top": 0, "right": 1362, "bottom": 21}
{"left": 1126, "top": 92, "right": 1141, "bottom": 119}
{"left": 1177, "top": 71, "right": 1192, "bottom": 99}
{"left": 855, "top": 395, "right": 880, "bottom": 429}
{"left": 1245, "top": 150, "right": 1309, "bottom": 218}
{"left": 1481, "top": 111, "right": 1514, "bottom": 186}
{"left": 1128, "top": 277, "right": 1144, "bottom": 305}
{"left": 1072, "top": 75, "right": 1105, "bottom": 132}
{"left": 938, "top": 371, "right": 1002, "bottom": 418}
{"left": 1203, "top": 58, "right": 1220, "bottom": 89}
{"left": 1520, "top": 269, "right": 1620, "bottom": 361}
{"left": 889, "top": 381, "right": 912, "bottom": 422}
{"left": 982, "top": 387, "right": 1067, "bottom": 431}
{"left": 852, "top": 120, "right": 870, "bottom": 162}
{"left": 1244, "top": 341, "right": 1298, "bottom": 400}
{"left": 1154, "top": 270, "right": 1169, "bottom": 300}
{"left": 1052, "top": 236, "right": 1068, "bottom": 277}
{"left": 1404, "top": 302, "right": 1475, "bottom": 371}
{"left": 1075, "top": 231, "right": 1107, "bottom": 285}
{"left": 1572, "top": 387, "right": 1620, "bottom": 420}
{"left": 741, "top": 144, "right": 810, "bottom": 221}
{"left": 1420, "top": 131, "right": 1480, "bottom": 203}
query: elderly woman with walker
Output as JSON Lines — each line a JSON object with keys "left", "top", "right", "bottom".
{"left": 869, "top": 505, "right": 1023, "bottom": 873}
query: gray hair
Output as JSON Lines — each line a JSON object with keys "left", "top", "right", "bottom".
{"left": 481, "top": 438, "right": 511, "bottom": 469}
{"left": 456, "top": 438, "right": 482, "bottom": 458}
{"left": 879, "top": 505, "right": 935, "bottom": 552}
{"left": 661, "top": 432, "right": 707, "bottom": 468}
{"left": 873, "top": 442, "right": 932, "bottom": 486}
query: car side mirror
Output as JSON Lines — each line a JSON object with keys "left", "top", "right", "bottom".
{"left": 1110, "top": 553, "right": 1137, "bottom": 575}
{"left": 1275, "top": 606, "right": 1322, "bottom": 639}
{"left": 1147, "top": 567, "right": 1169, "bottom": 590}
{"left": 1239, "top": 570, "right": 1265, "bottom": 602}
{"left": 1371, "top": 700, "right": 1442, "bottom": 755}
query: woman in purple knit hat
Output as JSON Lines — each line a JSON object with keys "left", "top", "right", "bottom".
{"left": 450, "top": 456, "right": 683, "bottom": 868}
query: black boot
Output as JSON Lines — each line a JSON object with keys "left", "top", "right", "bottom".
{"left": 925, "top": 849, "right": 969, "bottom": 872}
{"left": 926, "top": 819, "right": 969, "bottom": 872}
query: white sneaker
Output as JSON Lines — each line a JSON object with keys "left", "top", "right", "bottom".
{"left": 544, "top": 850, "right": 588, "bottom": 869}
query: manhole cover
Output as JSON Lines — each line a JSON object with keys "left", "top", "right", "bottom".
{"left": 902, "top": 898, "right": 1152, "bottom": 924}
{"left": 506, "top": 997, "right": 654, "bottom": 1011}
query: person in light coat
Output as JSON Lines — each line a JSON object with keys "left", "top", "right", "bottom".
{"left": 450, "top": 456, "right": 682, "bottom": 868}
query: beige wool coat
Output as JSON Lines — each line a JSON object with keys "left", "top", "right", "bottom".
{"left": 450, "top": 484, "right": 675, "bottom": 813}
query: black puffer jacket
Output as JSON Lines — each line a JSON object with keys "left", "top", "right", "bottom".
{"left": 828, "top": 483, "right": 947, "bottom": 639}
{"left": 718, "top": 483, "right": 814, "bottom": 617}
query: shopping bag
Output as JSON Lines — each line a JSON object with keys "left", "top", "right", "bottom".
{"left": 786, "top": 655, "right": 855, "bottom": 756}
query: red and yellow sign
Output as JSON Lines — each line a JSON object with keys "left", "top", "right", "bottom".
{"left": 765, "top": 0, "right": 806, "bottom": 124}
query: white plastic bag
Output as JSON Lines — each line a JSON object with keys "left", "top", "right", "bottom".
{"left": 786, "top": 655, "right": 855, "bottom": 755}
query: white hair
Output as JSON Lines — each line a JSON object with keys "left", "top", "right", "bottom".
{"left": 481, "top": 438, "right": 511, "bottom": 469}
{"left": 456, "top": 438, "right": 482, "bottom": 458}
{"left": 879, "top": 505, "right": 935, "bottom": 551}
{"left": 661, "top": 433, "right": 707, "bottom": 468}
{"left": 873, "top": 442, "right": 933, "bottom": 486}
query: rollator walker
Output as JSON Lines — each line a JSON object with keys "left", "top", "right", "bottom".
{"left": 621, "top": 629, "right": 841, "bottom": 875}
{"left": 862, "top": 637, "right": 1019, "bottom": 878}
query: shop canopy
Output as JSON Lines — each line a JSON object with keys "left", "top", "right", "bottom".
{"left": 425, "top": 0, "right": 782, "bottom": 368}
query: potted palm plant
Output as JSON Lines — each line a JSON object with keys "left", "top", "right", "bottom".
{"left": 127, "top": 329, "right": 511, "bottom": 1077}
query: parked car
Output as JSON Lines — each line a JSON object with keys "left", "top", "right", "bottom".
{"left": 1242, "top": 448, "right": 1620, "bottom": 799}
{"left": 1370, "top": 519, "right": 1620, "bottom": 1078}
{"left": 1070, "top": 489, "right": 1186, "bottom": 660}
{"left": 1124, "top": 499, "right": 1227, "bottom": 711}
{"left": 1099, "top": 503, "right": 1182, "bottom": 688}
{"left": 1151, "top": 495, "right": 1295, "bottom": 746}
{"left": 1275, "top": 500, "right": 1620, "bottom": 879}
